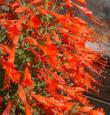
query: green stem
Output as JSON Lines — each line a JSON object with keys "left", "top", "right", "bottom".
{"left": 45, "top": 0, "right": 48, "bottom": 10}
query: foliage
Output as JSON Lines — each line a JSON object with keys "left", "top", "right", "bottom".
{"left": 0, "top": 0, "right": 107, "bottom": 115}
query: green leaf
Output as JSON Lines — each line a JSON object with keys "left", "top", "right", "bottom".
{"left": 71, "top": 104, "right": 79, "bottom": 114}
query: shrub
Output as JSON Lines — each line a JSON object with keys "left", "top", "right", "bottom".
{"left": 0, "top": 0, "right": 107, "bottom": 114}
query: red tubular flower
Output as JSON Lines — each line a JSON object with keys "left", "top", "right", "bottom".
{"left": 2, "top": 101, "right": 13, "bottom": 115}
{"left": 29, "top": 15, "right": 41, "bottom": 29}
{"left": 90, "top": 108, "right": 105, "bottom": 115}
{"left": 0, "top": 44, "right": 11, "bottom": 54}
{"left": 76, "top": 0, "right": 87, "bottom": 5}
{"left": 18, "top": 85, "right": 32, "bottom": 115}
{"left": 0, "top": 96, "right": 3, "bottom": 104}
{"left": 22, "top": 66, "right": 33, "bottom": 87}
{"left": 15, "top": 6, "right": 29, "bottom": 13}
{"left": 78, "top": 106, "right": 93, "bottom": 113}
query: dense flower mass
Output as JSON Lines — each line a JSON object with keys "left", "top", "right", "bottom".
{"left": 0, "top": 0, "right": 107, "bottom": 114}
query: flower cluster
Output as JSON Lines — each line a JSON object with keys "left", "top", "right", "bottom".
{"left": 0, "top": 0, "right": 107, "bottom": 114}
